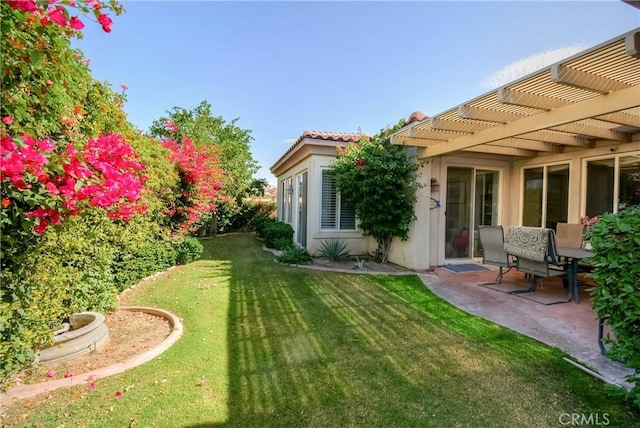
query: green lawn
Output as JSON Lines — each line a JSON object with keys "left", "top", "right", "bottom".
{"left": 3, "top": 234, "right": 637, "bottom": 427}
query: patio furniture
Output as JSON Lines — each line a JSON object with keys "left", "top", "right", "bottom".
{"left": 555, "top": 222, "right": 584, "bottom": 286}
{"left": 477, "top": 225, "right": 515, "bottom": 284}
{"left": 555, "top": 222, "right": 584, "bottom": 249}
{"left": 504, "top": 226, "right": 568, "bottom": 294}
{"left": 555, "top": 246, "right": 594, "bottom": 304}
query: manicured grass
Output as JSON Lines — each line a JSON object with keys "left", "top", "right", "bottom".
{"left": 3, "top": 234, "right": 637, "bottom": 427}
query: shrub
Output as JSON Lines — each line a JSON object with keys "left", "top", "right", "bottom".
{"left": 0, "top": 213, "right": 117, "bottom": 388}
{"left": 317, "top": 239, "right": 349, "bottom": 261}
{"left": 177, "top": 236, "right": 204, "bottom": 264}
{"left": 112, "top": 237, "right": 178, "bottom": 291}
{"left": 253, "top": 217, "right": 277, "bottom": 239}
{"left": 589, "top": 204, "right": 640, "bottom": 408}
{"left": 273, "top": 237, "right": 293, "bottom": 251}
{"left": 276, "top": 246, "right": 312, "bottom": 264}
{"left": 262, "top": 221, "right": 294, "bottom": 249}
{"left": 332, "top": 131, "right": 421, "bottom": 263}
{"left": 240, "top": 200, "right": 276, "bottom": 232}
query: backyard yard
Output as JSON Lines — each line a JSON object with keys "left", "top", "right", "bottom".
{"left": 2, "top": 234, "right": 637, "bottom": 427}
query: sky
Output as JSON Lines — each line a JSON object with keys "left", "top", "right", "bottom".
{"left": 73, "top": 1, "right": 640, "bottom": 184}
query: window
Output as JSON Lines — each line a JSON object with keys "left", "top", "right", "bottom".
{"left": 321, "top": 170, "right": 356, "bottom": 230}
{"left": 285, "top": 177, "right": 293, "bottom": 223}
{"left": 522, "top": 164, "right": 569, "bottom": 229}
{"left": 585, "top": 154, "right": 640, "bottom": 217}
{"left": 279, "top": 177, "right": 294, "bottom": 223}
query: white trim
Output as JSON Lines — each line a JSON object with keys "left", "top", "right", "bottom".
{"left": 520, "top": 161, "right": 571, "bottom": 227}
{"left": 580, "top": 151, "right": 640, "bottom": 216}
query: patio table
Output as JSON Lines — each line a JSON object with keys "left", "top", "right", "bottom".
{"left": 556, "top": 247, "right": 594, "bottom": 304}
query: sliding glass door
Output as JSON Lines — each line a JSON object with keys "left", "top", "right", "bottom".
{"left": 445, "top": 167, "right": 499, "bottom": 259}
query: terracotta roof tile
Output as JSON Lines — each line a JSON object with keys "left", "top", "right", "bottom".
{"left": 407, "top": 111, "right": 428, "bottom": 124}
{"left": 297, "top": 130, "right": 369, "bottom": 145}
{"left": 271, "top": 130, "right": 371, "bottom": 173}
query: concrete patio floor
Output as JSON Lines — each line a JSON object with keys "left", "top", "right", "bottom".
{"left": 416, "top": 266, "right": 636, "bottom": 390}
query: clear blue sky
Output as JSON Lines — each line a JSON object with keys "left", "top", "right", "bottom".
{"left": 74, "top": 1, "right": 639, "bottom": 184}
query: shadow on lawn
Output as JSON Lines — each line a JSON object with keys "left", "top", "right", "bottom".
{"left": 183, "top": 234, "right": 542, "bottom": 427}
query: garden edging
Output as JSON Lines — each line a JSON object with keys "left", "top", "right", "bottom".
{"left": 1, "top": 306, "right": 183, "bottom": 403}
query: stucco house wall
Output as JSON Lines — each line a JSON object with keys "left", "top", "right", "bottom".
{"left": 271, "top": 133, "right": 371, "bottom": 257}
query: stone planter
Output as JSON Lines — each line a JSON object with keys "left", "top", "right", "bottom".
{"left": 37, "top": 312, "right": 109, "bottom": 365}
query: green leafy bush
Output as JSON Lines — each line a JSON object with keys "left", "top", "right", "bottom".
{"left": 332, "top": 132, "right": 421, "bottom": 263}
{"left": 113, "top": 238, "right": 178, "bottom": 291}
{"left": 262, "top": 221, "right": 294, "bottom": 249}
{"left": 317, "top": 239, "right": 349, "bottom": 261}
{"left": 177, "top": 236, "right": 204, "bottom": 264}
{"left": 0, "top": 214, "right": 117, "bottom": 388}
{"left": 589, "top": 204, "right": 640, "bottom": 408}
{"left": 253, "top": 217, "right": 277, "bottom": 239}
{"left": 241, "top": 200, "right": 277, "bottom": 232}
{"left": 276, "top": 246, "right": 312, "bottom": 264}
{"left": 274, "top": 237, "right": 294, "bottom": 251}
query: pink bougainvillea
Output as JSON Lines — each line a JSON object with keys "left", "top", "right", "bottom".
{"left": 6, "top": 0, "right": 120, "bottom": 34}
{"left": 161, "top": 138, "right": 223, "bottom": 235}
{"left": 1, "top": 133, "right": 147, "bottom": 235}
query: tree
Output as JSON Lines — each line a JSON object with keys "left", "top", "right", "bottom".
{"left": 149, "top": 101, "right": 258, "bottom": 200}
{"left": 332, "top": 122, "right": 421, "bottom": 263}
{"left": 149, "top": 101, "right": 261, "bottom": 234}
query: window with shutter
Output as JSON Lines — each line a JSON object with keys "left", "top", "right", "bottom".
{"left": 321, "top": 170, "right": 337, "bottom": 228}
{"left": 321, "top": 169, "right": 356, "bottom": 230}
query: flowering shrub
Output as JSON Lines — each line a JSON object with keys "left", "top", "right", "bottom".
{"left": 1, "top": 1, "right": 123, "bottom": 142}
{"left": 1, "top": 133, "right": 147, "bottom": 264}
{"left": 161, "top": 138, "right": 223, "bottom": 235}
{"left": 0, "top": 0, "right": 228, "bottom": 390}
{"left": 332, "top": 132, "right": 421, "bottom": 263}
{"left": 580, "top": 215, "right": 600, "bottom": 227}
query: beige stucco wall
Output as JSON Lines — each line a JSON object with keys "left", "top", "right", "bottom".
{"left": 403, "top": 139, "right": 639, "bottom": 268}
{"left": 385, "top": 153, "right": 432, "bottom": 270}
{"left": 275, "top": 137, "right": 639, "bottom": 270}
{"left": 275, "top": 153, "right": 370, "bottom": 257}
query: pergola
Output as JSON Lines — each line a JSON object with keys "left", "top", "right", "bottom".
{"left": 391, "top": 28, "right": 640, "bottom": 159}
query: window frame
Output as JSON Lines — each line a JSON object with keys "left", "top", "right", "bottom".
{"left": 582, "top": 152, "right": 640, "bottom": 217}
{"left": 320, "top": 169, "right": 356, "bottom": 231}
{"left": 520, "top": 161, "right": 570, "bottom": 228}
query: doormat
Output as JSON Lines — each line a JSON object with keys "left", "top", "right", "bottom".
{"left": 443, "top": 264, "right": 488, "bottom": 273}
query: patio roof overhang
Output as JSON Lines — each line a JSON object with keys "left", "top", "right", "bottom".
{"left": 391, "top": 28, "right": 640, "bottom": 160}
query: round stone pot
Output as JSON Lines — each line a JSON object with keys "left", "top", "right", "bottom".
{"left": 37, "top": 312, "right": 109, "bottom": 365}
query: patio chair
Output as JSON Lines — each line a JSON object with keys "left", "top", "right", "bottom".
{"left": 504, "top": 226, "right": 567, "bottom": 292}
{"left": 556, "top": 222, "right": 593, "bottom": 287}
{"left": 478, "top": 225, "right": 515, "bottom": 284}
{"left": 556, "top": 222, "right": 584, "bottom": 249}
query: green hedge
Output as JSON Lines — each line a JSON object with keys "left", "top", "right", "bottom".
{"left": 262, "top": 221, "right": 294, "bottom": 249}
{"left": 589, "top": 204, "right": 640, "bottom": 408}
{"left": 0, "top": 214, "right": 117, "bottom": 386}
{"left": 0, "top": 211, "right": 203, "bottom": 389}
{"left": 177, "top": 236, "right": 204, "bottom": 265}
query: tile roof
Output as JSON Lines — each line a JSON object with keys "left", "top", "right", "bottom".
{"left": 295, "top": 130, "right": 369, "bottom": 146}
{"left": 270, "top": 130, "right": 370, "bottom": 174}
{"left": 407, "top": 111, "right": 428, "bottom": 124}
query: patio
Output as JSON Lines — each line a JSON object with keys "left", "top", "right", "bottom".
{"left": 417, "top": 266, "right": 636, "bottom": 389}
